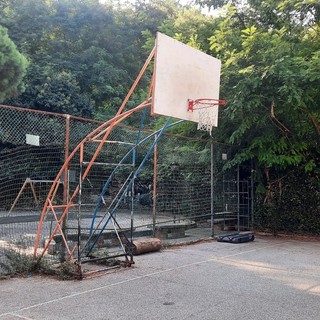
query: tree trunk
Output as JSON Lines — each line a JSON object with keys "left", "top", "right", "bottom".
{"left": 133, "top": 238, "right": 161, "bottom": 255}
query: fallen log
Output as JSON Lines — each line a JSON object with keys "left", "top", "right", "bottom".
{"left": 133, "top": 238, "right": 161, "bottom": 255}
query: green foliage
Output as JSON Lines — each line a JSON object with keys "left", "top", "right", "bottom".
{"left": 195, "top": 0, "right": 230, "bottom": 10}
{"left": 0, "top": 250, "right": 35, "bottom": 275}
{"left": 35, "top": 71, "right": 94, "bottom": 117}
{"left": 0, "top": 0, "right": 218, "bottom": 123}
{"left": 0, "top": 0, "right": 150, "bottom": 116}
{"left": 203, "top": 0, "right": 320, "bottom": 233}
{"left": 0, "top": 26, "right": 28, "bottom": 102}
{"left": 0, "top": 249, "right": 54, "bottom": 277}
{"left": 254, "top": 169, "right": 320, "bottom": 234}
{"left": 0, "top": 248, "right": 80, "bottom": 280}
{"left": 57, "top": 261, "right": 80, "bottom": 280}
{"left": 158, "top": 6, "right": 217, "bottom": 52}
{"left": 209, "top": 0, "right": 319, "bottom": 175}
{"left": 0, "top": 0, "right": 319, "bottom": 233}
{"left": 155, "top": 138, "right": 212, "bottom": 215}
{"left": 133, "top": 0, "right": 180, "bottom": 34}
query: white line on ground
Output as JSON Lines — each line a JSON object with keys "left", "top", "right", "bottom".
{"left": 0, "top": 241, "right": 296, "bottom": 318}
{"left": 5, "top": 314, "right": 34, "bottom": 320}
{"left": 217, "top": 241, "right": 287, "bottom": 259}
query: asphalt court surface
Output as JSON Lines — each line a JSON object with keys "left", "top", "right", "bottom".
{"left": 1, "top": 236, "right": 320, "bottom": 320}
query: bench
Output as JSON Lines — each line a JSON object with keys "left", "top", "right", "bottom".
{"left": 154, "top": 223, "right": 187, "bottom": 240}
{"left": 212, "top": 211, "right": 238, "bottom": 231}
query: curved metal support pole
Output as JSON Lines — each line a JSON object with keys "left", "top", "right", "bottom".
{"left": 86, "top": 118, "right": 176, "bottom": 255}
{"left": 34, "top": 102, "right": 150, "bottom": 258}
{"left": 88, "top": 109, "right": 147, "bottom": 238}
{"left": 87, "top": 119, "right": 184, "bottom": 245}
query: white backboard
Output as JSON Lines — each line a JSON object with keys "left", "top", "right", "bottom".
{"left": 152, "top": 32, "right": 222, "bottom": 125}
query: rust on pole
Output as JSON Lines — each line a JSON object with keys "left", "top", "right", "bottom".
{"left": 63, "top": 115, "right": 70, "bottom": 205}
{"left": 34, "top": 104, "right": 150, "bottom": 258}
{"left": 33, "top": 46, "right": 156, "bottom": 259}
{"left": 116, "top": 46, "right": 155, "bottom": 116}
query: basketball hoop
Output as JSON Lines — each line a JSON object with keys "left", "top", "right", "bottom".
{"left": 188, "top": 99, "right": 226, "bottom": 135}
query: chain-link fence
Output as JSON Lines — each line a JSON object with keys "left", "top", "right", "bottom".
{"left": 0, "top": 105, "right": 246, "bottom": 274}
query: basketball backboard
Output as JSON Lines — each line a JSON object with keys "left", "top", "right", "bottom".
{"left": 151, "top": 32, "right": 222, "bottom": 127}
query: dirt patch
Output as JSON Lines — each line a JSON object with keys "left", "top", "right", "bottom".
{"left": 255, "top": 232, "right": 320, "bottom": 242}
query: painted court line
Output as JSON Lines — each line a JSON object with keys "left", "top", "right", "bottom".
{"left": 6, "top": 314, "right": 34, "bottom": 320}
{"left": 216, "top": 241, "right": 287, "bottom": 259}
{"left": 0, "top": 241, "right": 291, "bottom": 318}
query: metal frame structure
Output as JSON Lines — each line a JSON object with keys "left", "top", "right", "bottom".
{"left": 34, "top": 47, "right": 157, "bottom": 272}
{"left": 32, "top": 46, "right": 185, "bottom": 276}
{"left": 33, "top": 33, "right": 225, "bottom": 277}
{"left": 8, "top": 178, "right": 62, "bottom": 214}
{"left": 222, "top": 167, "right": 252, "bottom": 232}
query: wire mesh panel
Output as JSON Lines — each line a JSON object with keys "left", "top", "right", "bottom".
{"left": 156, "top": 137, "right": 212, "bottom": 221}
{"left": 151, "top": 136, "right": 245, "bottom": 239}
{"left": 0, "top": 145, "right": 64, "bottom": 211}
{"left": 0, "top": 106, "right": 103, "bottom": 213}
{"left": 0, "top": 107, "right": 66, "bottom": 146}
{"left": 0, "top": 105, "right": 246, "bottom": 275}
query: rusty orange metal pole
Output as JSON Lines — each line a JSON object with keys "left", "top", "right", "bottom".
{"left": 60, "top": 114, "right": 70, "bottom": 261}
{"left": 34, "top": 103, "right": 150, "bottom": 258}
{"left": 34, "top": 47, "right": 156, "bottom": 258}
{"left": 34, "top": 104, "right": 147, "bottom": 256}
{"left": 116, "top": 47, "right": 155, "bottom": 116}
{"left": 63, "top": 115, "right": 70, "bottom": 204}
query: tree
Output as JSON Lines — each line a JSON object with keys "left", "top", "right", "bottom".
{"left": 0, "top": 26, "right": 28, "bottom": 102}
{"left": 208, "top": 1, "right": 319, "bottom": 173}
{"left": 205, "top": 1, "right": 320, "bottom": 234}
{"left": 35, "top": 71, "right": 94, "bottom": 117}
{"left": 0, "top": 0, "right": 151, "bottom": 116}
{"left": 190, "top": 0, "right": 320, "bottom": 234}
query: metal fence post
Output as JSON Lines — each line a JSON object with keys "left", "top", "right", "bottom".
{"left": 211, "top": 141, "right": 214, "bottom": 237}
{"left": 60, "top": 114, "right": 70, "bottom": 262}
{"left": 63, "top": 114, "right": 70, "bottom": 204}
{"left": 153, "top": 134, "right": 158, "bottom": 236}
